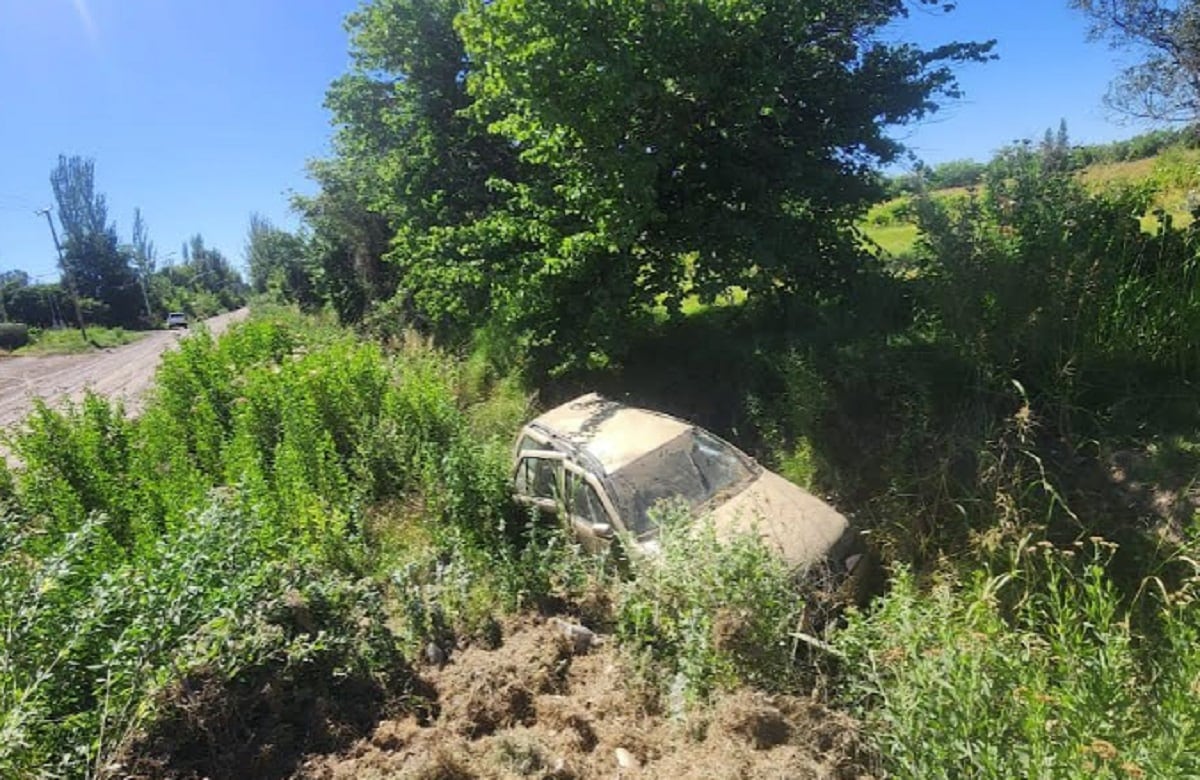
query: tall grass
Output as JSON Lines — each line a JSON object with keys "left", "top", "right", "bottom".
{"left": 835, "top": 535, "right": 1200, "bottom": 778}
{"left": 0, "top": 308, "right": 538, "bottom": 776}
{"left": 0, "top": 499, "right": 408, "bottom": 777}
{"left": 913, "top": 145, "right": 1200, "bottom": 385}
{"left": 615, "top": 502, "right": 810, "bottom": 702}
{"left": 15, "top": 326, "right": 144, "bottom": 355}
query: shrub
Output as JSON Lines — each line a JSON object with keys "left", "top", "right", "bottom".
{"left": 7, "top": 311, "right": 517, "bottom": 557}
{"left": 616, "top": 501, "right": 805, "bottom": 702}
{"left": 0, "top": 322, "right": 29, "bottom": 350}
{"left": 835, "top": 539, "right": 1200, "bottom": 778}
{"left": 913, "top": 144, "right": 1200, "bottom": 389}
{"left": 0, "top": 308, "right": 544, "bottom": 775}
{"left": 12, "top": 395, "right": 140, "bottom": 547}
{"left": 0, "top": 498, "right": 409, "bottom": 778}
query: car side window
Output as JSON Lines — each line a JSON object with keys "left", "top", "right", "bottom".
{"left": 568, "top": 473, "right": 610, "bottom": 527}
{"left": 516, "top": 457, "right": 559, "bottom": 500}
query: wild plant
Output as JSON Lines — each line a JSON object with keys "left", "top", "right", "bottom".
{"left": 835, "top": 536, "right": 1200, "bottom": 778}
{"left": 615, "top": 501, "right": 805, "bottom": 702}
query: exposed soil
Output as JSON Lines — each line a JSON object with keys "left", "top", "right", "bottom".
{"left": 112, "top": 616, "right": 868, "bottom": 779}
{"left": 0, "top": 308, "right": 247, "bottom": 431}
{"left": 295, "top": 617, "right": 871, "bottom": 780}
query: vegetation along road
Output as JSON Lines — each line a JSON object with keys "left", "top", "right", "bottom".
{"left": 0, "top": 308, "right": 247, "bottom": 431}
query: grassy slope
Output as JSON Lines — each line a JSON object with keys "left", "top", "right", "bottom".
{"left": 862, "top": 147, "right": 1200, "bottom": 257}
{"left": 2, "top": 308, "right": 861, "bottom": 777}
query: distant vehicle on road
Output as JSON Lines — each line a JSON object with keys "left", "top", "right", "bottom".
{"left": 165, "top": 312, "right": 188, "bottom": 329}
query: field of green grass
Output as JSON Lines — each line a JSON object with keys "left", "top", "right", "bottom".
{"left": 862, "top": 221, "right": 919, "bottom": 257}
{"left": 14, "top": 325, "right": 145, "bottom": 355}
{"left": 862, "top": 146, "right": 1200, "bottom": 258}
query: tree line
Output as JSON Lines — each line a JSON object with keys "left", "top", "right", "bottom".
{"left": 244, "top": 0, "right": 993, "bottom": 372}
{"left": 257, "top": 0, "right": 1200, "bottom": 374}
{"left": 887, "top": 122, "right": 1200, "bottom": 196}
{"left": 0, "top": 155, "right": 246, "bottom": 332}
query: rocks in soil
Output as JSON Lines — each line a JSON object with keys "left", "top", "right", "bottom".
{"left": 550, "top": 617, "right": 598, "bottom": 655}
{"left": 614, "top": 746, "right": 640, "bottom": 769}
{"left": 295, "top": 617, "right": 872, "bottom": 780}
{"left": 425, "top": 640, "right": 448, "bottom": 667}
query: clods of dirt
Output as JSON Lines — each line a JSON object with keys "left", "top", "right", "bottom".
{"left": 297, "top": 616, "right": 871, "bottom": 780}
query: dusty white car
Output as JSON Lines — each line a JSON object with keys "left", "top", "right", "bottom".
{"left": 512, "top": 393, "right": 863, "bottom": 574}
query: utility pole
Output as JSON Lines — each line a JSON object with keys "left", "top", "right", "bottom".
{"left": 35, "top": 207, "right": 88, "bottom": 341}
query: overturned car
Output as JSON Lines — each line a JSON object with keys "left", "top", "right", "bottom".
{"left": 512, "top": 393, "right": 866, "bottom": 579}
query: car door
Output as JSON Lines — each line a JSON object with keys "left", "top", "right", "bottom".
{"left": 512, "top": 449, "right": 566, "bottom": 517}
{"left": 563, "top": 463, "right": 619, "bottom": 554}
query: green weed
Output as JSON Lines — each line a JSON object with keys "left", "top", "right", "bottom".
{"left": 0, "top": 309, "right": 533, "bottom": 775}
{"left": 0, "top": 498, "right": 407, "bottom": 777}
{"left": 16, "top": 326, "right": 144, "bottom": 355}
{"left": 616, "top": 501, "right": 806, "bottom": 702}
{"left": 836, "top": 537, "right": 1200, "bottom": 778}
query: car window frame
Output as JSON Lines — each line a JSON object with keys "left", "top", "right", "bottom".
{"left": 561, "top": 460, "right": 620, "bottom": 530}
{"left": 513, "top": 426, "right": 553, "bottom": 459}
{"left": 512, "top": 448, "right": 566, "bottom": 511}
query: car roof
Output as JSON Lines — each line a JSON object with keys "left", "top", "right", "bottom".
{"left": 527, "top": 393, "right": 692, "bottom": 475}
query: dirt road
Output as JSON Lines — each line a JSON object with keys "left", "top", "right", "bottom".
{"left": 0, "top": 308, "right": 248, "bottom": 433}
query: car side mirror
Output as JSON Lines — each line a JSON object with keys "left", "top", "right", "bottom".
{"left": 592, "top": 522, "right": 614, "bottom": 539}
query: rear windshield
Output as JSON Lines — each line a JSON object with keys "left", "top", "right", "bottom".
{"left": 606, "top": 428, "right": 754, "bottom": 536}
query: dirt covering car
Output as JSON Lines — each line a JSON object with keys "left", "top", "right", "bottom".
{"left": 512, "top": 393, "right": 866, "bottom": 578}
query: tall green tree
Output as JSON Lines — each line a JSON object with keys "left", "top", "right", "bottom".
{"left": 245, "top": 213, "right": 322, "bottom": 307}
{"left": 453, "top": 0, "right": 993, "bottom": 362}
{"left": 291, "top": 158, "right": 394, "bottom": 323}
{"left": 308, "top": 0, "right": 516, "bottom": 328}
{"left": 314, "top": 0, "right": 991, "bottom": 367}
{"left": 185, "top": 234, "right": 246, "bottom": 307}
{"left": 49, "top": 156, "right": 141, "bottom": 327}
{"left": 0, "top": 270, "right": 29, "bottom": 323}
{"left": 130, "top": 208, "right": 156, "bottom": 317}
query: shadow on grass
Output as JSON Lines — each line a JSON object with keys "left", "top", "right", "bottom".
{"left": 542, "top": 290, "right": 1200, "bottom": 594}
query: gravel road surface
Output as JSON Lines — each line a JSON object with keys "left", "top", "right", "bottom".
{"left": 0, "top": 308, "right": 248, "bottom": 433}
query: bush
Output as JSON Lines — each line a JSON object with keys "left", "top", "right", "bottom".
{"left": 929, "top": 158, "right": 987, "bottom": 189}
{"left": 912, "top": 145, "right": 1200, "bottom": 390}
{"left": 835, "top": 539, "right": 1200, "bottom": 778}
{"left": 615, "top": 501, "right": 805, "bottom": 702}
{"left": 0, "top": 308, "right": 549, "bottom": 775}
{"left": 0, "top": 322, "right": 29, "bottom": 350}
{"left": 0, "top": 499, "right": 409, "bottom": 778}
{"left": 8, "top": 311, "right": 516, "bottom": 556}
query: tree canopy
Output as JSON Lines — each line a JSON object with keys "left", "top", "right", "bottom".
{"left": 50, "top": 155, "right": 141, "bottom": 328}
{"left": 310, "top": 0, "right": 993, "bottom": 367}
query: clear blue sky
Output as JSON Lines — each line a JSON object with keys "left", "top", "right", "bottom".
{"left": 0, "top": 1, "right": 1157, "bottom": 281}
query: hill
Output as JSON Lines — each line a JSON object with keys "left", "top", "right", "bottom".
{"left": 863, "top": 145, "right": 1200, "bottom": 257}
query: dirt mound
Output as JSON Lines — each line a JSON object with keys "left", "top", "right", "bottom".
{"left": 108, "top": 582, "right": 429, "bottom": 780}
{"left": 110, "top": 656, "right": 423, "bottom": 780}
{"left": 297, "top": 617, "right": 870, "bottom": 780}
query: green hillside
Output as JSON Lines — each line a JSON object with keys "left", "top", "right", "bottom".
{"left": 864, "top": 145, "right": 1200, "bottom": 258}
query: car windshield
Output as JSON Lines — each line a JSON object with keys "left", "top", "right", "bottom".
{"left": 606, "top": 428, "right": 755, "bottom": 537}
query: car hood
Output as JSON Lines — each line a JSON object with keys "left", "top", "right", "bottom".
{"left": 708, "top": 470, "right": 851, "bottom": 570}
